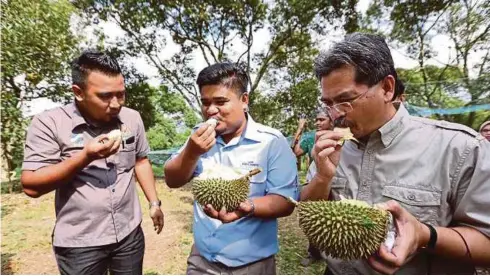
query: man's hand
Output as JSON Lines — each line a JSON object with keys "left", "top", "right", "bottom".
{"left": 150, "top": 206, "right": 164, "bottom": 234}
{"left": 312, "top": 130, "right": 344, "bottom": 179}
{"left": 202, "top": 200, "right": 254, "bottom": 223}
{"left": 368, "top": 200, "right": 430, "bottom": 274}
{"left": 186, "top": 124, "right": 216, "bottom": 157}
{"left": 83, "top": 134, "right": 121, "bottom": 161}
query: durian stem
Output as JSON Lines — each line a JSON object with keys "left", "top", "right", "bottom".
{"left": 287, "top": 197, "right": 299, "bottom": 206}
{"left": 246, "top": 168, "right": 262, "bottom": 177}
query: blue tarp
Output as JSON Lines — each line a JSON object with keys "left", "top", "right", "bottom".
{"left": 406, "top": 103, "right": 490, "bottom": 117}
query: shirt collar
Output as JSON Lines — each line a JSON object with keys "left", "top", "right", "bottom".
{"left": 242, "top": 115, "right": 262, "bottom": 143}
{"left": 64, "top": 102, "right": 122, "bottom": 130}
{"left": 377, "top": 102, "right": 409, "bottom": 147}
{"left": 217, "top": 114, "right": 261, "bottom": 147}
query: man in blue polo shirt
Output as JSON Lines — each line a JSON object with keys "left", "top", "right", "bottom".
{"left": 164, "top": 62, "right": 299, "bottom": 274}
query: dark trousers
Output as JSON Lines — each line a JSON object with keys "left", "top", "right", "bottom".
{"left": 186, "top": 244, "right": 276, "bottom": 275}
{"left": 308, "top": 243, "right": 323, "bottom": 260}
{"left": 54, "top": 225, "right": 145, "bottom": 275}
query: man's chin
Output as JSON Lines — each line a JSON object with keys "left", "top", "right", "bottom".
{"left": 215, "top": 127, "right": 225, "bottom": 135}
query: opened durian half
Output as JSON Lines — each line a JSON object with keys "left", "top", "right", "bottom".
{"left": 334, "top": 127, "right": 359, "bottom": 145}
{"left": 191, "top": 164, "right": 261, "bottom": 212}
{"left": 290, "top": 198, "right": 390, "bottom": 260}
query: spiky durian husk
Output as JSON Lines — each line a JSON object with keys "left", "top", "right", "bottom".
{"left": 191, "top": 177, "right": 249, "bottom": 212}
{"left": 298, "top": 200, "right": 389, "bottom": 260}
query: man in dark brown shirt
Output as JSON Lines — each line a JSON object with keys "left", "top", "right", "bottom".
{"left": 21, "top": 50, "right": 164, "bottom": 274}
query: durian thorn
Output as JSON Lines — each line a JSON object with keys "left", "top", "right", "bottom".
{"left": 246, "top": 168, "right": 262, "bottom": 177}
{"left": 287, "top": 197, "right": 299, "bottom": 206}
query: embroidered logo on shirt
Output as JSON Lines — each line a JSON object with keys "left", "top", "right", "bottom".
{"left": 241, "top": 161, "right": 260, "bottom": 172}
{"left": 70, "top": 133, "right": 84, "bottom": 147}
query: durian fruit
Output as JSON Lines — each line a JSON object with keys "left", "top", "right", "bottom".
{"left": 101, "top": 129, "right": 122, "bottom": 146}
{"left": 291, "top": 198, "right": 389, "bottom": 260}
{"left": 205, "top": 118, "right": 218, "bottom": 128}
{"left": 334, "top": 127, "right": 359, "bottom": 145}
{"left": 107, "top": 129, "right": 122, "bottom": 141}
{"left": 191, "top": 165, "right": 261, "bottom": 212}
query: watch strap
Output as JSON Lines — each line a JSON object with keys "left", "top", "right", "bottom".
{"left": 423, "top": 222, "right": 437, "bottom": 249}
{"left": 149, "top": 200, "right": 161, "bottom": 209}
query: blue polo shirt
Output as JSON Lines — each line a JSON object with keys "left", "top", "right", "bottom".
{"left": 171, "top": 116, "right": 299, "bottom": 267}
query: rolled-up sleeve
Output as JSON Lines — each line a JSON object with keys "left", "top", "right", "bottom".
{"left": 452, "top": 138, "right": 490, "bottom": 237}
{"left": 265, "top": 136, "right": 300, "bottom": 200}
{"left": 22, "top": 114, "right": 61, "bottom": 171}
{"left": 164, "top": 137, "right": 203, "bottom": 177}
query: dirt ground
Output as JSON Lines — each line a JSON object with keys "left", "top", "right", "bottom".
{"left": 1, "top": 181, "right": 323, "bottom": 275}
{"left": 3, "top": 181, "right": 487, "bottom": 275}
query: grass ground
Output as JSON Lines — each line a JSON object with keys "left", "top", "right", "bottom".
{"left": 1, "top": 179, "right": 324, "bottom": 275}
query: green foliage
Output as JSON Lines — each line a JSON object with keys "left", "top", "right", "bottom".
{"left": 398, "top": 65, "right": 463, "bottom": 108}
{"left": 1, "top": 0, "right": 78, "bottom": 189}
{"left": 251, "top": 77, "right": 319, "bottom": 136}
{"left": 75, "top": 0, "right": 359, "bottom": 113}
{"left": 1, "top": 0, "right": 78, "bottom": 103}
{"left": 364, "top": 0, "right": 490, "bottom": 128}
{"left": 251, "top": 32, "right": 320, "bottom": 136}
{"left": 146, "top": 85, "right": 198, "bottom": 150}
{"left": 152, "top": 85, "right": 200, "bottom": 128}
{"left": 124, "top": 81, "right": 158, "bottom": 130}
{"left": 146, "top": 117, "right": 190, "bottom": 151}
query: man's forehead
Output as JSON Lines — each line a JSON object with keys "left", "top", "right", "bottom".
{"left": 87, "top": 71, "right": 124, "bottom": 87}
{"left": 320, "top": 88, "right": 358, "bottom": 102}
{"left": 200, "top": 84, "right": 237, "bottom": 98}
{"left": 319, "top": 66, "right": 358, "bottom": 99}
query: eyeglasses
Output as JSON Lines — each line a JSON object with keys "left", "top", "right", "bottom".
{"left": 319, "top": 86, "right": 372, "bottom": 115}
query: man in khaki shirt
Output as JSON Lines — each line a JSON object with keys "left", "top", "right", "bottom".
{"left": 21, "top": 50, "right": 164, "bottom": 274}
{"left": 301, "top": 33, "right": 490, "bottom": 274}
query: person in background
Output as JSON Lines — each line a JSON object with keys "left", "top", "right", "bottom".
{"left": 293, "top": 109, "right": 332, "bottom": 167}
{"left": 479, "top": 121, "right": 490, "bottom": 141}
{"left": 301, "top": 32, "right": 490, "bottom": 274}
{"left": 21, "top": 50, "right": 164, "bottom": 274}
{"left": 164, "top": 62, "right": 299, "bottom": 275}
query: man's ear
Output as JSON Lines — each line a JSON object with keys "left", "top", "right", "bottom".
{"left": 241, "top": 93, "right": 249, "bottom": 112}
{"left": 72, "top": 84, "right": 84, "bottom": 101}
{"left": 382, "top": 75, "right": 395, "bottom": 103}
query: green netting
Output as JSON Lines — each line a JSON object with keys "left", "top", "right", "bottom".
{"left": 148, "top": 148, "right": 179, "bottom": 165}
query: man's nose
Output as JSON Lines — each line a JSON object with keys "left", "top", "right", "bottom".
{"left": 206, "top": 104, "right": 219, "bottom": 115}
{"left": 109, "top": 96, "right": 121, "bottom": 109}
{"left": 327, "top": 108, "right": 344, "bottom": 122}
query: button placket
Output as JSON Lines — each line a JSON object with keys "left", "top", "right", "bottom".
{"left": 358, "top": 142, "right": 377, "bottom": 201}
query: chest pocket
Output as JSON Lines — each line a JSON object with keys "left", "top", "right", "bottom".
{"left": 249, "top": 170, "right": 267, "bottom": 197}
{"left": 330, "top": 176, "right": 347, "bottom": 200}
{"left": 382, "top": 185, "right": 441, "bottom": 225}
{"left": 115, "top": 137, "right": 136, "bottom": 171}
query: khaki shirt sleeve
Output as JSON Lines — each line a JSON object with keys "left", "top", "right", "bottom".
{"left": 451, "top": 138, "right": 490, "bottom": 237}
{"left": 22, "top": 114, "right": 61, "bottom": 171}
{"left": 135, "top": 112, "right": 150, "bottom": 159}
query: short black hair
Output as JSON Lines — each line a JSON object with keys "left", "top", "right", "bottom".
{"left": 71, "top": 50, "right": 122, "bottom": 88}
{"left": 196, "top": 62, "right": 249, "bottom": 95}
{"left": 393, "top": 79, "right": 405, "bottom": 100}
{"left": 314, "top": 33, "right": 398, "bottom": 87}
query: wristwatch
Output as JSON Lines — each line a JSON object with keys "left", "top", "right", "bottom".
{"left": 149, "top": 200, "right": 161, "bottom": 209}
{"left": 423, "top": 222, "right": 437, "bottom": 249}
{"left": 243, "top": 199, "right": 255, "bottom": 218}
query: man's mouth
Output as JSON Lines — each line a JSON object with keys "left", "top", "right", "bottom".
{"left": 334, "top": 117, "right": 348, "bottom": 128}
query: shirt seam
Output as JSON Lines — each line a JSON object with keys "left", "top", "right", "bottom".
{"left": 450, "top": 138, "right": 476, "bottom": 190}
